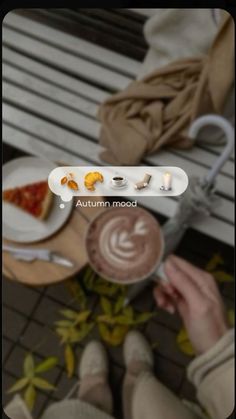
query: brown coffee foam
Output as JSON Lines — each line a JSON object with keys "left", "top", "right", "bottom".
{"left": 86, "top": 207, "right": 163, "bottom": 284}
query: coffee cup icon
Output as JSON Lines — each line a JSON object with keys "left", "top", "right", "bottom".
{"left": 111, "top": 176, "right": 127, "bottom": 188}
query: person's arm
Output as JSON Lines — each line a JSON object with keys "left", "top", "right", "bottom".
{"left": 153, "top": 255, "right": 234, "bottom": 419}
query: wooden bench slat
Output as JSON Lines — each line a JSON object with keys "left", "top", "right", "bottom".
{"left": 3, "top": 80, "right": 100, "bottom": 138}
{"left": 2, "top": 106, "right": 234, "bottom": 224}
{"left": 3, "top": 46, "right": 109, "bottom": 103}
{"left": 3, "top": 26, "right": 131, "bottom": 91}
{"left": 18, "top": 8, "right": 146, "bottom": 61}
{"left": 4, "top": 12, "right": 139, "bottom": 77}
{"left": 3, "top": 60, "right": 234, "bottom": 179}
{"left": 2, "top": 123, "right": 88, "bottom": 166}
{"left": 2, "top": 104, "right": 102, "bottom": 165}
{"left": 3, "top": 63, "right": 98, "bottom": 117}
{"left": 75, "top": 8, "right": 144, "bottom": 34}
{"left": 3, "top": 82, "right": 234, "bottom": 199}
{"left": 128, "top": 9, "right": 157, "bottom": 17}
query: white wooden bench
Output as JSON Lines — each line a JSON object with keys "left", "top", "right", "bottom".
{"left": 2, "top": 9, "right": 234, "bottom": 245}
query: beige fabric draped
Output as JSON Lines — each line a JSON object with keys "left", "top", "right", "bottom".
{"left": 97, "top": 13, "right": 234, "bottom": 165}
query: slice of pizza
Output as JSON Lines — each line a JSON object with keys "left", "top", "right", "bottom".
{"left": 3, "top": 180, "right": 53, "bottom": 220}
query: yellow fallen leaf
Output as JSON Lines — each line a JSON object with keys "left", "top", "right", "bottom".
{"left": 176, "top": 328, "right": 195, "bottom": 356}
{"left": 134, "top": 312, "right": 155, "bottom": 324}
{"left": 122, "top": 306, "right": 134, "bottom": 320}
{"left": 205, "top": 253, "right": 224, "bottom": 271}
{"left": 228, "top": 309, "right": 235, "bottom": 326}
{"left": 212, "top": 271, "right": 234, "bottom": 283}
{"left": 100, "top": 297, "right": 113, "bottom": 316}
{"left": 56, "top": 327, "right": 71, "bottom": 344}
{"left": 24, "top": 353, "right": 34, "bottom": 378}
{"left": 8, "top": 377, "right": 29, "bottom": 394}
{"left": 98, "top": 323, "right": 111, "bottom": 343}
{"left": 113, "top": 315, "right": 133, "bottom": 326}
{"left": 111, "top": 325, "right": 129, "bottom": 346}
{"left": 114, "top": 295, "right": 126, "bottom": 314}
{"left": 99, "top": 323, "right": 129, "bottom": 346}
{"left": 65, "top": 344, "right": 75, "bottom": 378}
{"left": 96, "top": 314, "right": 115, "bottom": 325}
{"left": 55, "top": 320, "right": 73, "bottom": 328}
{"left": 32, "top": 377, "right": 55, "bottom": 391}
{"left": 60, "top": 309, "right": 78, "bottom": 320}
{"left": 24, "top": 385, "right": 36, "bottom": 411}
{"left": 66, "top": 280, "right": 87, "bottom": 309}
{"left": 35, "top": 357, "right": 58, "bottom": 374}
{"left": 75, "top": 310, "right": 91, "bottom": 324}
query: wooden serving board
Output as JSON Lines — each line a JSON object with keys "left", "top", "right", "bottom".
{"left": 3, "top": 196, "right": 106, "bottom": 286}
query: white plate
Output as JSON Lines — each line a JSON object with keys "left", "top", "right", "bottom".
{"left": 3, "top": 157, "right": 73, "bottom": 243}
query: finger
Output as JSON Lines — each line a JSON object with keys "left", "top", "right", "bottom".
{"left": 153, "top": 287, "right": 175, "bottom": 313}
{"left": 169, "top": 255, "right": 215, "bottom": 290}
{"left": 153, "top": 286, "right": 169, "bottom": 307}
{"left": 161, "top": 282, "right": 180, "bottom": 299}
{"left": 164, "top": 257, "right": 203, "bottom": 305}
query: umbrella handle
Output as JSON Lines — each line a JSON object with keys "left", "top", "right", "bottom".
{"left": 188, "top": 115, "right": 234, "bottom": 186}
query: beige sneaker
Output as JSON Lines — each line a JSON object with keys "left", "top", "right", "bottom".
{"left": 123, "top": 330, "right": 154, "bottom": 371}
{"left": 122, "top": 331, "right": 154, "bottom": 419}
{"left": 79, "top": 340, "right": 109, "bottom": 379}
{"left": 78, "top": 341, "right": 113, "bottom": 414}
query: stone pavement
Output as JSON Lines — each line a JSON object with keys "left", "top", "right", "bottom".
{"left": 3, "top": 252, "right": 234, "bottom": 418}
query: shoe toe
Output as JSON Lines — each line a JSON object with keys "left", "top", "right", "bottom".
{"left": 79, "top": 340, "right": 108, "bottom": 379}
{"left": 124, "top": 330, "right": 154, "bottom": 368}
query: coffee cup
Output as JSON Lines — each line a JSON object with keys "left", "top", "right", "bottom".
{"left": 85, "top": 207, "right": 165, "bottom": 285}
{"left": 111, "top": 176, "right": 126, "bottom": 187}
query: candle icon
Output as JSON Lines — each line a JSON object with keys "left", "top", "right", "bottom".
{"left": 160, "top": 172, "right": 172, "bottom": 191}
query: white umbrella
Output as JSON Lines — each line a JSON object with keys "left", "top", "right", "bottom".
{"left": 125, "top": 115, "right": 234, "bottom": 304}
{"left": 163, "top": 114, "right": 234, "bottom": 255}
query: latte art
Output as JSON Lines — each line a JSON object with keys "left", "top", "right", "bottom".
{"left": 86, "top": 207, "right": 163, "bottom": 284}
{"left": 99, "top": 217, "right": 149, "bottom": 268}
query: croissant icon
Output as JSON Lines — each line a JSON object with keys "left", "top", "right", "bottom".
{"left": 84, "top": 172, "right": 104, "bottom": 191}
